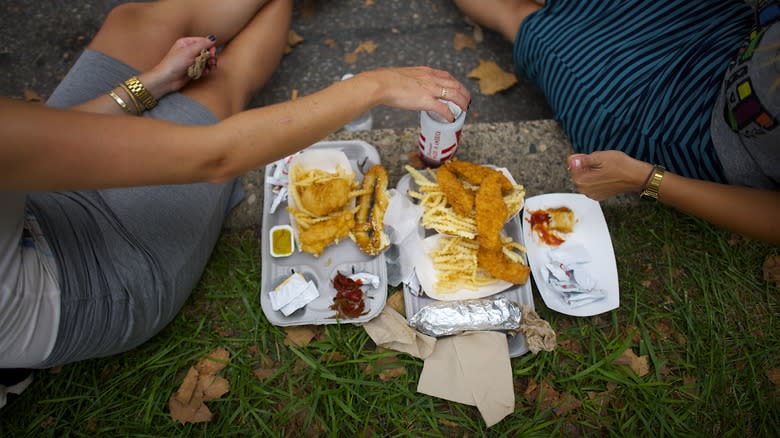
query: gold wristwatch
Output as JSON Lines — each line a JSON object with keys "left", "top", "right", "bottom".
{"left": 640, "top": 165, "right": 665, "bottom": 201}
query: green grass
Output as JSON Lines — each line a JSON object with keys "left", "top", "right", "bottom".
{"left": 1, "top": 205, "right": 778, "bottom": 437}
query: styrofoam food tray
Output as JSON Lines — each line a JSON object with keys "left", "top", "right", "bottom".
{"left": 259, "top": 140, "right": 387, "bottom": 326}
{"left": 396, "top": 171, "right": 535, "bottom": 357}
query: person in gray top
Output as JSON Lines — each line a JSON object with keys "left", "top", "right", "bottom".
{"left": 0, "top": 0, "right": 470, "bottom": 380}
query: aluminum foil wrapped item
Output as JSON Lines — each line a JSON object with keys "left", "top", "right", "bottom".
{"left": 408, "top": 296, "right": 522, "bottom": 337}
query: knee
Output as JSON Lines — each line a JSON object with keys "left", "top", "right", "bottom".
{"left": 102, "top": 2, "right": 153, "bottom": 29}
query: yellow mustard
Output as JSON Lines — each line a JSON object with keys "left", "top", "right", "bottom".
{"left": 272, "top": 227, "right": 292, "bottom": 256}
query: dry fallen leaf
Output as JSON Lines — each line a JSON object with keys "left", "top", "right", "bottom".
{"left": 169, "top": 348, "right": 231, "bottom": 425}
{"left": 284, "top": 326, "right": 318, "bottom": 347}
{"left": 23, "top": 88, "right": 42, "bottom": 102}
{"left": 767, "top": 368, "right": 780, "bottom": 386}
{"left": 345, "top": 40, "right": 378, "bottom": 64}
{"left": 386, "top": 290, "right": 405, "bottom": 315}
{"left": 252, "top": 368, "right": 275, "bottom": 381}
{"left": 763, "top": 255, "right": 780, "bottom": 287}
{"left": 614, "top": 348, "right": 650, "bottom": 377}
{"left": 378, "top": 366, "right": 406, "bottom": 381}
{"left": 285, "top": 30, "right": 305, "bottom": 54}
{"left": 553, "top": 393, "right": 583, "bottom": 417}
{"left": 323, "top": 38, "right": 336, "bottom": 48}
{"left": 467, "top": 60, "right": 517, "bottom": 95}
{"left": 438, "top": 418, "right": 460, "bottom": 428}
{"left": 453, "top": 32, "right": 477, "bottom": 51}
{"left": 364, "top": 0, "right": 375, "bottom": 6}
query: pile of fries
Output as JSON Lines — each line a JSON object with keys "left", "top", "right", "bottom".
{"left": 406, "top": 160, "right": 530, "bottom": 293}
{"left": 288, "top": 162, "right": 389, "bottom": 257}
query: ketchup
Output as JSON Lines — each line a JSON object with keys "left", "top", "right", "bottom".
{"left": 528, "top": 209, "right": 565, "bottom": 246}
{"left": 331, "top": 272, "right": 366, "bottom": 318}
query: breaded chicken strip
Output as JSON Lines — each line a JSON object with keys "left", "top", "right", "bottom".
{"left": 437, "top": 165, "right": 474, "bottom": 217}
{"left": 475, "top": 172, "right": 507, "bottom": 251}
{"left": 445, "top": 159, "right": 513, "bottom": 192}
{"left": 477, "top": 246, "right": 531, "bottom": 284}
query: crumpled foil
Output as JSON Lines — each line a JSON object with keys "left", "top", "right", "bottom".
{"left": 408, "top": 296, "right": 522, "bottom": 337}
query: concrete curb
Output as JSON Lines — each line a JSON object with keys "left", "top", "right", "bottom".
{"left": 225, "top": 119, "right": 637, "bottom": 229}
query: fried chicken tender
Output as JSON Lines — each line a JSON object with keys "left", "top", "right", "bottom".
{"left": 477, "top": 245, "right": 531, "bottom": 284}
{"left": 297, "top": 209, "right": 355, "bottom": 257}
{"left": 445, "top": 159, "right": 513, "bottom": 192}
{"left": 475, "top": 172, "right": 507, "bottom": 251}
{"left": 297, "top": 177, "right": 352, "bottom": 216}
{"left": 436, "top": 165, "right": 474, "bottom": 217}
{"left": 352, "top": 164, "right": 390, "bottom": 255}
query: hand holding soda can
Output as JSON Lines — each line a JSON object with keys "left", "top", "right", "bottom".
{"left": 418, "top": 99, "right": 466, "bottom": 167}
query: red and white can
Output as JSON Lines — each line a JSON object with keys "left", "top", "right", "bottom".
{"left": 418, "top": 101, "right": 466, "bottom": 167}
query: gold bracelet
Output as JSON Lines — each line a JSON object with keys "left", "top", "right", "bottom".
{"left": 119, "top": 82, "right": 143, "bottom": 115}
{"left": 123, "top": 76, "right": 158, "bottom": 110}
{"left": 108, "top": 90, "right": 133, "bottom": 114}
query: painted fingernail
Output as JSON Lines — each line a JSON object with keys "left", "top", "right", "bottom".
{"left": 208, "top": 34, "right": 217, "bottom": 42}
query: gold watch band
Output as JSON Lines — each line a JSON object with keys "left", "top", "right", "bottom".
{"left": 123, "top": 76, "right": 158, "bottom": 110}
{"left": 640, "top": 165, "right": 665, "bottom": 201}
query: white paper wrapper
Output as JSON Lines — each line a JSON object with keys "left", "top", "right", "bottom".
{"left": 543, "top": 243, "right": 606, "bottom": 308}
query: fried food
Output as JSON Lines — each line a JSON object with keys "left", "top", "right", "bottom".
{"left": 405, "top": 165, "right": 525, "bottom": 239}
{"left": 436, "top": 165, "right": 474, "bottom": 216}
{"left": 288, "top": 163, "right": 358, "bottom": 256}
{"left": 352, "top": 164, "right": 390, "bottom": 256}
{"left": 475, "top": 172, "right": 508, "bottom": 251}
{"left": 445, "top": 159, "right": 513, "bottom": 192}
{"left": 477, "top": 242, "right": 531, "bottom": 285}
{"left": 528, "top": 207, "right": 575, "bottom": 246}
{"left": 295, "top": 209, "right": 355, "bottom": 256}
{"left": 431, "top": 236, "right": 497, "bottom": 292}
{"left": 298, "top": 177, "right": 353, "bottom": 216}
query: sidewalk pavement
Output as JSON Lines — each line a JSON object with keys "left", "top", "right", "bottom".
{"left": 226, "top": 119, "right": 581, "bottom": 229}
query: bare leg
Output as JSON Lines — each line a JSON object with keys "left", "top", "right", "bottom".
{"left": 183, "top": 0, "right": 292, "bottom": 118}
{"left": 88, "top": 0, "right": 274, "bottom": 72}
{"left": 454, "top": 0, "right": 541, "bottom": 42}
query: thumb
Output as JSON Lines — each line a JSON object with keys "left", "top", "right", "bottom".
{"left": 567, "top": 153, "right": 598, "bottom": 172}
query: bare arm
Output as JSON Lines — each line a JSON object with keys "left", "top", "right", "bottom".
{"left": 568, "top": 151, "right": 780, "bottom": 244}
{"left": 0, "top": 66, "right": 469, "bottom": 192}
{"left": 71, "top": 37, "right": 217, "bottom": 115}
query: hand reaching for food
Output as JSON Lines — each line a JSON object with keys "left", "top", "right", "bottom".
{"left": 567, "top": 151, "right": 654, "bottom": 201}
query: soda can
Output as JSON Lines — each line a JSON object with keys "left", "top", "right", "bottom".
{"left": 418, "top": 100, "right": 466, "bottom": 167}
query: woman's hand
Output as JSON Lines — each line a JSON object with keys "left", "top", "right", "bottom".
{"left": 567, "top": 150, "right": 653, "bottom": 201}
{"left": 140, "top": 36, "right": 218, "bottom": 99}
{"left": 360, "top": 67, "right": 471, "bottom": 122}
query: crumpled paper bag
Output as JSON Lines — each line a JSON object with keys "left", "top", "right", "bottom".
{"left": 519, "top": 305, "right": 557, "bottom": 354}
{"left": 362, "top": 307, "right": 436, "bottom": 359}
{"left": 417, "top": 331, "right": 514, "bottom": 427}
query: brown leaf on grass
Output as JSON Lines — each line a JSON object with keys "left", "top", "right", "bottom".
{"left": 453, "top": 32, "right": 477, "bottom": 51}
{"left": 763, "top": 255, "right": 780, "bottom": 287}
{"left": 766, "top": 368, "right": 780, "bottom": 386}
{"left": 558, "top": 338, "right": 582, "bottom": 354}
{"left": 386, "top": 290, "right": 406, "bottom": 315}
{"left": 438, "top": 418, "right": 460, "bottom": 428}
{"left": 467, "top": 60, "right": 517, "bottom": 95}
{"left": 655, "top": 320, "right": 675, "bottom": 340}
{"left": 553, "top": 393, "right": 583, "bottom": 417}
{"left": 284, "top": 30, "right": 305, "bottom": 54}
{"left": 246, "top": 343, "right": 260, "bottom": 357}
{"left": 323, "top": 38, "right": 336, "bottom": 48}
{"left": 284, "top": 326, "right": 318, "bottom": 347}
{"left": 195, "top": 348, "right": 230, "bottom": 375}
{"left": 614, "top": 348, "right": 650, "bottom": 377}
{"left": 23, "top": 88, "right": 42, "bottom": 102}
{"left": 320, "top": 351, "right": 346, "bottom": 362}
{"left": 344, "top": 40, "right": 378, "bottom": 64}
{"left": 391, "top": 28, "right": 400, "bottom": 33}
{"left": 378, "top": 366, "right": 406, "bottom": 381}
{"left": 252, "top": 367, "right": 276, "bottom": 381}
{"left": 169, "top": 348, "right": 231, "bottom": 424}
{"left": 364, "top": 0, "right": 375, "bottom": 6}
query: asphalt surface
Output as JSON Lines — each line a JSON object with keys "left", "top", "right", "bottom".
{"left": 0, "top": 0, "right": 552, "bottom": 129}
